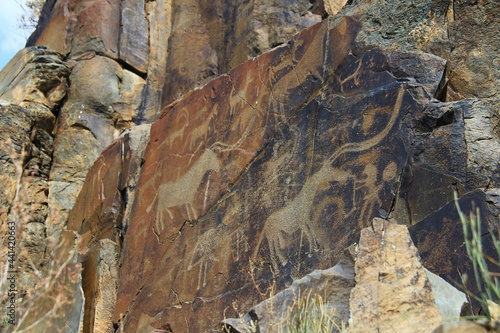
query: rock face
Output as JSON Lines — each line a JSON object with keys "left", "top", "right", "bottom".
{"left": 223, "top": 219, "right": 467, "bottom": 333}
{"left": 222, "top": 248, "right": 356, "bottom": 333}
{"left": 67, "top": 14, "right": 496, "bottom": 332}
{"left": 0, "top": 47, "right": 70, "bottom": 328}
{"left": 349, "top": 218, "right": 443, "bottom": 333}
{"left": 0, "top": 0, "right": 499, "bottom": 332}
{"left": 28, "top": 0, "right": 325, "bottom": 122}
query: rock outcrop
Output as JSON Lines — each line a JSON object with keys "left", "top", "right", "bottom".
{"left": 222, "top": 219, "right": 468, "bottom": 333}
{"left": 0, "top": 0, "right": 498, "bottom": 332}
{"left": 28, "top": 0, "right": 325, "bottom": 122}
{"left": 65, "top": 14, "right": 497, "bottom": 332}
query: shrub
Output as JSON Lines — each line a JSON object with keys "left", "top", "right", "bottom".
{"left": 286, "top": 290, "right": 347, "bottom": 333}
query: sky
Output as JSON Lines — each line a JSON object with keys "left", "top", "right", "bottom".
{"left": 0, "top": 0, "right": 36, "bottom": 71}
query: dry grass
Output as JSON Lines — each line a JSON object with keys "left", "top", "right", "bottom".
{"left": 0, "top": 140, "right": 82, "bottom": 332}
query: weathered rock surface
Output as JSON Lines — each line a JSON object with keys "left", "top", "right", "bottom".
{"left": 222, "top": 220, "right": 467, "bottom": 333}
{"left": 0, "top": 46, "right": 69, "bottom": 109}
{"left": 3, "top": 230, "right": 84, "bottom": 333}
{"left": 0, "top": 103, "right": 55, "bottom": 279}
{"left": 57, "top": 8, "right": 498, "bottom": 331}
{"left": 435, "top": 321, "right": 490, "bottom": 333}
{"left": 0, "top": 46, "right": 71, "bottom": 332}
{"left": 46, "top": 52, "right": 146, "bottom": 250}
{"left": 64, "top": 124, "right": 150, "bottom": 332}
{"left": 410, "top": 189, "right": 500, "bottom": 308}
{"left": 0, "top": 0, "right": 498, "bottom": 332}
{"left": 425, "top": 269, "right": 467, "bottom": 324}
{"left": 29, "top": 0, "right": 326, "bottom": 121}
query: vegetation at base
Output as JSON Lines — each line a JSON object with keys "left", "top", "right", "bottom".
{"left": 285, "top": 291, "right": 347, "bottom": 333}
{"left": 455, "top": 192, "right": 500, "bottom": 327}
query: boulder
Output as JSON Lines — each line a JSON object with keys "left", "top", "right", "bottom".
{"left": 349, "top": 218, "right": 443, "bottom": 333}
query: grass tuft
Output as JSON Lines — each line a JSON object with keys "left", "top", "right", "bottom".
{"left": 285, "top": 290, "right": 347, "bottom": 333}
{"left": 454, "top": 192, "right": 500, "bottom": 328}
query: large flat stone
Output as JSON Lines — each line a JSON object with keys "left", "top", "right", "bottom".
{"left": 115, "top": 24, "right": 448, "bottom": 333}
{"left": 409, "top": 189, "right": 500, "bottom": 314}
{"left": 115, "top": 17, "right": 363, "bottom": 326}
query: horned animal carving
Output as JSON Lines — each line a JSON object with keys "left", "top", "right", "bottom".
{"left": 146, "top": 149, "right": 221, "bottom": 234}
{"left": 255, "top": 164, "right": 355, "bottom": 271}
{"left": 253, "top": 87, "right": 405, "bottom": 270}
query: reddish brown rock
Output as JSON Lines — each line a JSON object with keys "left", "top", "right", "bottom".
{"left": 115, "top": 17, "right": 362, "bottom": 328}
{"left": 3, "top": 0, "right": 497, "bottom": 332}
{"left": 111, "top": 21, "right": 454, "bottom": 332}
{"left": 65, "top": 124, "right": 150, "bottom": 332}
{"left": 46, "top": 53, "right": 145, "bottom": 249}
{"left": 29, "top": 0, "right": 121, "bottom": 58}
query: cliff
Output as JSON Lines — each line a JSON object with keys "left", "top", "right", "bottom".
{"left": 0, "top": 0, "right": 499, "bottom": 332}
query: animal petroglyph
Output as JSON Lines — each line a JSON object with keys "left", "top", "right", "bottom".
{"left": 254, "top": 164, "right": 355, "bottom": 271}
{"left": 146, "top": 149, "right": 221, "bottom": 235}
{"left": 253, "top": 87, "right": 405, "bottom": 270}
{"left": 187, "top": 228, "right": 221, "bottom": 290}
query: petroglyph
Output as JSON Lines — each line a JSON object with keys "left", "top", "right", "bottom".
{"left": 146, "top": 149, "right": 221, "bottom": 234}
{"left": 254, "top": 164, "right": 355, "bottom": 271}
{"left": 254, "top": 87, "right": 405, "bottom": 270}
{"left": 187, "top": 228, "right": 220, "bottom": 290}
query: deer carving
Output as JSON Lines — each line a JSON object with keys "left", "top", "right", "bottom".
{"left": 254, "top": 163, "right": 355, "bottom": 271}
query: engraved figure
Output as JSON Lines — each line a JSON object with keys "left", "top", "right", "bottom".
{"left": 253, "top": 87, "right": 405, "bottom": 270}
{"left": 187, "top": 228, "right": 220, "bottom": 290}
{"left": 254, "top": 163, "right": 355, "bottom": 271}
{"left": 146, "top": 149, "right": 221, "bottom": 234}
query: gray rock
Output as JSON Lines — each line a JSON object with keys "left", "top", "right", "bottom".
{"left": 425, "top": 269, "right": 467, "bottom": 323}
{"left": 119, "top": 0, "right": 149, "bottom": 73}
